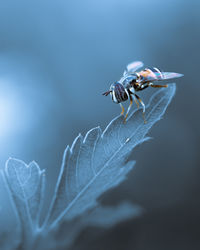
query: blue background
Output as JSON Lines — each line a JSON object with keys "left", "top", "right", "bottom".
{"left": 0, "top": 0, "right": 199, "bottom": 249}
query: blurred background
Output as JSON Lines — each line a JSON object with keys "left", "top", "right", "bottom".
{"left": 0, "top": 0, "right": 199, "bottom": 249}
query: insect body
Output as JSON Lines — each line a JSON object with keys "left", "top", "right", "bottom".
{"left": 103, "top": 61, "right": 183, "bottom": 123}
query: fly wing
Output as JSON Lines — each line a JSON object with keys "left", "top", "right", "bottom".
{"left": 140, "top": 68, "right": 183, "bottom": 83}
{"left": 123, "top": 61, "right": 144, "bottom": 76}
{"left": 161, "top": 72, "right": 184, "bottom": 80}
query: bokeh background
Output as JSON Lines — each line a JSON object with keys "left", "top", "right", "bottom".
{"left": 0, "top": 0, "right": 200, "bottom": 249}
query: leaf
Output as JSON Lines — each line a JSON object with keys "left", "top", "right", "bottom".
{"left": 44, "top": 84, "right": 176, "bottom": 229}
{"left": 1, "top": 159, "right": 45, "bottom": 249}
{"left": 1, "top": 84, "right": 176, "bottom": 250}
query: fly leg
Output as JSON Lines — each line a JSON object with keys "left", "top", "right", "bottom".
{"left": 133, "top": 96, "right": 140, "bottom": 109}
{"left": 123, "top": 94, "right": 133, "bottom": 123}
{"left": 149, "top": 83, "right": 168, "bottom": 88}
{"left": 128, "top": 90, "right": 139, "bottom": 109}
{"left": 120, "top": 103, "right": 125, "bottom": 115}
{"left": 133, "top": 93, "right": 147, "bottom": 124}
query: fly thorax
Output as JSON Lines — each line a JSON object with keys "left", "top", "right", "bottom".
{"left": 122, "top": 74, "right": 138, "bottom": 88}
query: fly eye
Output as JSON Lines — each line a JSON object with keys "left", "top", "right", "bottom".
{"left": 111, "top": 90, "right": 117, "bottom": 103}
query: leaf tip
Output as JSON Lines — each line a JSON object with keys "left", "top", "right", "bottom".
{"left": 70, "top": 133, "right": 83, "bottom": 153}
{"left": 29, "top": 161, "right": 44, "bottom": 174}
{"left": 5, "top": 157, "right": 26, "bottom": 172}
